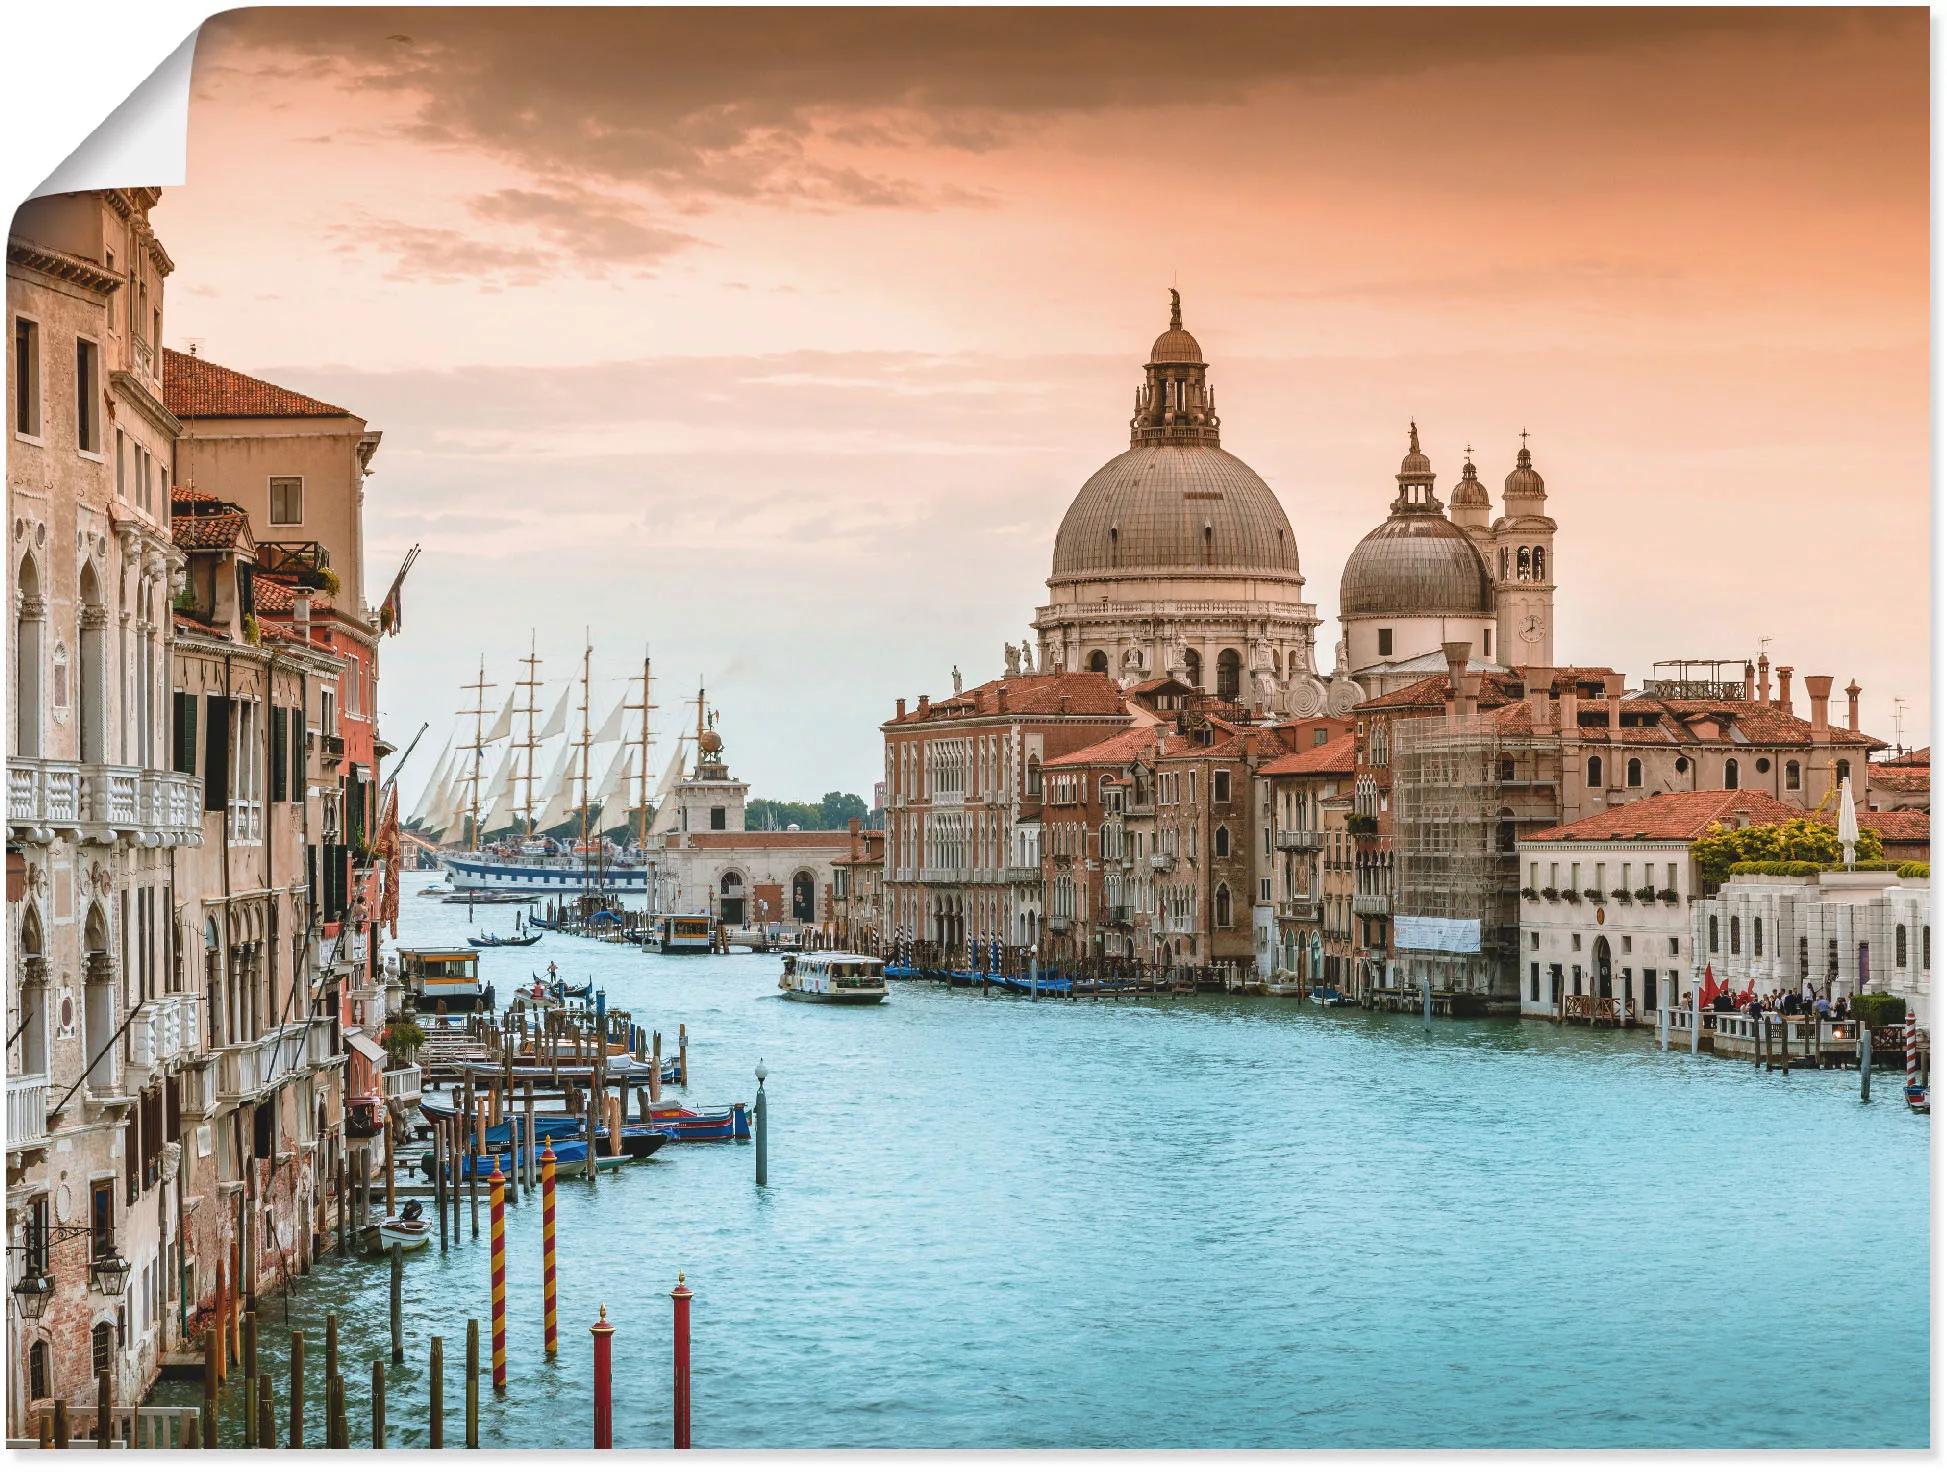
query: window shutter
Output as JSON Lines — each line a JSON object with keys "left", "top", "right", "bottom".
{"left": 291, "top": 706, "right": 306, "bottom": 803}
{"left": 172, "top": 692, "right": 198, "bottom": 776}
{"left": 203, "top": 696, "right": 231, "bottom": 810}
{"left": 269, "top": 708, "right": 288, "bottom": 803}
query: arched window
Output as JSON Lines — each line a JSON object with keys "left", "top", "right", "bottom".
{"left": 1798, "top": 936, "right": 1809, "bottom": 980}
{"left": 1203, "top": 523, "right": 1214, "bottom": 566}
{"left": 1499, "top": 546, "right": 1510, "bottom": 580}
{"left": 1785, "top": 760, "right": 1801, "bottom": 791}
{"left": 1896, "top": 924, "right": 1908, "bottom": 968}
{"left": 1214, "top": 884, "right": 1232, "bottom": 928}
{"left": 1087, "top": 650, "right": 1109, "bottom": 675}
{"left": 791, "top": 871, "right": 815, "bottom": 922}
{"left": 1183, "top": 649, "right": 1202, "bottom": 689}
{"left": 1836, "top": 758, "right": 1851, "bottom": 783}
{"left": 91, "top": 1321, "right": 112, "bottom": 1377}
{"left": 1109, "top": 526, "right": 1120, "bottom": 567}
{"left": 1516, "top": 546, "right": 1531, "bottom": 579}
{"left": 28, "top": 1339, "right": 49, "bottom": 1401}
{"left": 1724, "top": 758, "right": 1739, "bottom": 790}
{"left": 1214, "top": 825, "right": 1231, "bottom": 858}
{"left": 720, "top": 872, "right": 742, "bottom": 894}
{"left": 1586, "top": 755, "right": 1603, "bottom": 788}
{"left": 77, "top": 561, "right": 106, "bottom": 765}
{"left": 14, "top": 553, "right": 42, "bottom": 758}
{"left": 1729, "top": 916, "right": 1741, "bottom": 955}
{"left": 1216, "top": 649, "right": 1242, "bottom": 700}
{"left": 1532, "top": 546, "right": 1546, "bottom": 581}
{"left": 1626, "top": 757, "right": 1643, "bottom": 787}
{"left": 1025, "top": 757, "right": 1041, "bottom": 797}
{"left": 1753, "top": 917, "right": 1763, "bottom": 957}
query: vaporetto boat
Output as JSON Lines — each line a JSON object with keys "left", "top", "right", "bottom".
{"left": 780, "top": 952, "right": 889, "bottom": 1004}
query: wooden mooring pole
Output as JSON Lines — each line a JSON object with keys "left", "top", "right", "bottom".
{"left": 256, "top": 1374, "right": 273, "bottom": 1450}
{"left": 429, "top": 1335, "right": 445, "bottom": 1449}
{"left": 390, "top": 1244, "right": 405, "bottom": 1364}
{"left": 242, "top": 1310, "right": 258, "bottom": 1445}
{"left": 372, "top": 1360, "right": 387, "bottom": 1448}
{"left": 289, "top": 1330, "right": 306, "bottom": 1448}
{"left": 467, "top": 1318, "right": 482, "bottom": 1447}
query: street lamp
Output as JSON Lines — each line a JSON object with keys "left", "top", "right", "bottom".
{"left": 755, "top": 1059, "right": 767, "bottom": 1085}
{"left": 11, "top": 1269, "right": 54, "bottom": 1320}
{"left": 88, "top": 1250, "right": 132, "bottom": 1298}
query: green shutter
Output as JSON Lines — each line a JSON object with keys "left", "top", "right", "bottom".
{"left": 172, "top": 692, "right": 198, "bottom": 777}
{"left": 203, "top": 696, "right": 231, "bottom": 811}
{"left": 269, "top": 708, "right": 288, "bottom": 803}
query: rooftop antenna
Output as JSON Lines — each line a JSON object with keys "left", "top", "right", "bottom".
{"left": 1892, "top": 696, "right": 1907, "bottom": 753}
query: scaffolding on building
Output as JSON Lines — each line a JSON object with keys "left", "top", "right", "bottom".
{"left": 1390, "top": 711, "right": 1552, "bottom": 1004}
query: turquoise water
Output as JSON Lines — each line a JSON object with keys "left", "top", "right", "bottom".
{"left": 176, "top": 891, "right": 1929, "bottom": 1449}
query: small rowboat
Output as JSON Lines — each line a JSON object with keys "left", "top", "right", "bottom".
{"left": 644, "top": 1102, "right": 750, "bottom": 1141}
{"left": 379, "top": 1200, "right": 430, "bottom": 1251}
{"left": 1905, "top": 1083, "right": 1929, "bottom": 1114}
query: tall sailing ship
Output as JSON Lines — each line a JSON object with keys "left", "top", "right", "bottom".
{"left": 410, "top": 638, "right": 683, "bottom": 898}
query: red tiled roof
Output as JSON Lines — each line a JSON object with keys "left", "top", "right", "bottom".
{"left": 1878, "top": 746, "right": 1929, "bottom": 768}
{"left": 1522, "top": 789, "right": 1807, "bottom": 843}
{"left": 1854, "top": 809, "right": 1930, "bottom": 842}
{"left": 171, "top": 484, "right": 224, "bottom": 507}
{"left": 886, "top": 672, "right": 1129, "bottom": 725}
{"left": 251, "top": 576, "right": 332, "bottom": 614}
{"left": 1043, "top": 725, "right": 1161, "bottom": 770}
{"left": 1260, "top": 731, "right": 1357, "bottom": 777}
{"left": 173, "top": 613, "right": 231, "bottom": 641}
{"left": 173, "top": 511, "right": 254, "bottom": 552}
{"left": 163, "top": 347, "right": 350, "bottom": 419}
{"left": 1870, "top": 765, "right": 1931, "bottom": 793}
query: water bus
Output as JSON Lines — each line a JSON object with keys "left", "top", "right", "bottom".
{"left": 645, "top": 914, "right": 712, "bottom": 955}
{"left": 398, "top": 947, "right": 492, "bottom": 1014}
{"left": 780, "top": 951, "right": 889, "bottom": 1004}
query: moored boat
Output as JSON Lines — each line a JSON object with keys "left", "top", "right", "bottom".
{"left": 378, "top": 1200, "right": 431, "bottom": 1251}
{"left": 644, "top": 913, "right": 713, "bottom": 955}
{"left": 779, "top": 951, "right": 888, "bottom": 1004}
{"left": 469, "top": 931, "right": 542, "bottom": 948}
{"left": 1906, "top": 1083, "right": 1929, "bottom": 1114}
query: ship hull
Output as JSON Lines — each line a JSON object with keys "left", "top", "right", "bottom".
{"left": 441, "top": 854, "right": 649, "bottom": 894}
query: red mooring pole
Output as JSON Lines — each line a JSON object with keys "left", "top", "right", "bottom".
{"left": 490, "top": 1168, "right": 507, "bottom": 1392}
{"left": 541, "top": 1145, "right": 558, "bottom": 1359}
{"left": 591, "top": 1305, "right": 614, "bottom": 1449}
{"left": 670, "top": 1273, "right": 692, "bottom": 1450}
{"left": 1906, "top": 1010, "right": 1919, "bottom": 1089}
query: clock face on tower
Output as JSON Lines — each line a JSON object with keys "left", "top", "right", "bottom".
{"left": 1519, "top": 613, "right": 1545, "bottom": 645}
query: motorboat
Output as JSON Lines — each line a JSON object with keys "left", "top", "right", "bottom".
{"left": 1308, "top": 984, "right": 1347, "bottom": 1007}
{"left": 644, "top": 914, "right": 713, "bottom": 955}
{"left": 643, "top": 1102, "right": 750, "bottom": 1141}
{"left": 780, "top": 952, "right": 888, "bottom": 1004}
{"left": 378, "top": 1200, "right": 430, "bottom": 1251}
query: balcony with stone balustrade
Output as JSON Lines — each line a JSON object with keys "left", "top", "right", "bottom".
{"left": 7, "top": 759, "right": 202, "bottom": 847}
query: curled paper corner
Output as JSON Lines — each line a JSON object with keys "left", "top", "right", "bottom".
{"left": 33, "top": 29, "right": 200, "bottom": 201}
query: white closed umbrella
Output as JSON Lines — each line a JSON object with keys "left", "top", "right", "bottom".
{"left": 1837, "top": 773, "right": 1860, "bottom": 869}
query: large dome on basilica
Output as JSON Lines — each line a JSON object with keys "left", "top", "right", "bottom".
{"left": 1049, "top": 291, "right": 1301, "bottom": 584}
{"left": 1050, "top": 444, "right": 1301, "bottom": 580}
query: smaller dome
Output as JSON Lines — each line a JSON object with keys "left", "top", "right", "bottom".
{"left": 1149, "top": 327, "right": 1204, "bottom": 363}
{"left": 1505, "top": 443, "right": 1545, "bottom": 499}
{"left": 1449, "top": 455, "right": 1490, "bottom": 508}
{"left": 1340, "top": 514, "right": 1495, "bottom": 620}
{"left": 1395, "top": 420, "right": 1432, "bottom": 484}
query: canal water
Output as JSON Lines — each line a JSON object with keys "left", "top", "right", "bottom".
{"left": 166, "top": 890, "right": 1929, "bottom": 1448}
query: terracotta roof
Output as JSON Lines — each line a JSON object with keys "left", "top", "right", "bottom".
{"left": 173, "top": 613, "right": 232, "bottom": 641}
{"left": 173, "top": 511, "right": 254, "bottom": 552}
{"left": 251, "top": 577, "right": 331, "bottom": 614}
{"left": 1522, "top": 789, "right": 1807, "bottom": 843}
{"left": 886, "top": 672, "right": 1128, "bottom": 725}
{"left": 163, "top": 347, "right": 350, "bottom": 419}
{"left": 1043, "top": 725, "right": 1160, "bottom": 770}
{"left": 1260, "top": 731, "right": 1357, "bottom": 777}
{"left": 1870, "top": 765, "right": 1931, "bottom": 793}
{"left": 1853, "top": 809, "right": 1930, "bottom": 843}
{"left": 1878, "top": 746, "right": 1929, "bottom": 768}
{"left": 171, "top": 484, "right": 224, "bottom": 507}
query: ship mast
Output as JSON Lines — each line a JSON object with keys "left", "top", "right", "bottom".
{"left": 458, "top": 656, "right": 495, "bottom": 851}
{"left": 513, "top": 631, "right": 544, "bottom": 838}
{"left": 623, "top": 655, "right": 656, "bottom": 852}
{"left": 576, "top": 634, "right": 593, "bottom": 897}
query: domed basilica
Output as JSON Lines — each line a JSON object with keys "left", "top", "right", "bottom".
{"left": 1027, "top": 293, "right": 1556, "bottom": 709}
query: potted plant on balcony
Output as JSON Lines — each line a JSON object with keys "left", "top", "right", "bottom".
{"left": 1540, "top": 886, "right": 1560, "bottom": 902}
{"left": 1581, "top": 888, "right": 1604, "bottom": 904}
{"left": 378, "top": 1013, "right": 424, "bottom": 1068}
{"left": 1561, "top": 888, "right": 1581, "bottom": 904}
{"left": 1610, "top": 888, "right": 1633, "bottom": 905}
{"left": 1658, "top": 887, "right": 1680, "bottom": 903}
{"left": 1634, "top": 884, "right": 1658, "bottom": 903}
{"left": 1520, "top": 886, "right": 1539, "bottom": 902}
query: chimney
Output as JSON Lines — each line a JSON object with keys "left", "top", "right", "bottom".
{"left": 848, "top": 816, "right": 861, "bottom": 836}
{"left": 1805, "top": 674, "right": 1833, "bottom": 741}
{"left": 917, "top": 695, "right": 930, "bottom": 719}
{"left": 896, "top": 697, "right": 907, "bottom": 720}
{"left": 1523, "top": 666, "right": 1555, "bottom": 733}
{"left": 1743, "top": 662, "right": 1755, "bottom": 701}
{"left": 293, "top": 591, "right": 312, "bottom": 645}
{"left": 1442, "top": 641, "right": 1473, "bottom": 717}
{"left": 1757, "top": 654, "right": 1772, "bottom": 705}
{"left": 996, "top": 684, "right": 1009, "bottom": 715}
{"left": 1775, "top": 666, "right": 1793, "bottom": 714}
{"left": 1604, "top": 671, "right": 1624, "bottom": 732}
{"left": 1560, "top": 681, "right": 1580, "bottom": 738}
{"left": 1845, "top": 679, "right": 1861, "bottom": 732}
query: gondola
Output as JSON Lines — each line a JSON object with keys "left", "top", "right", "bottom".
{"left": 469, "top": 932, "right": 542, "bottom": 948}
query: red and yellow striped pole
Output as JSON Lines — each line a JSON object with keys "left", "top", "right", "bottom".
{"left": 541, "top": 1145, "right": 558, "bottom": 1359}
{"left": 489, "top": 1167, "right": 507, "bottom": 1392}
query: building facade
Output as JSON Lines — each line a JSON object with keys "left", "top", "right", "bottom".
{"left": 1258, "top": 727, "right": 1357, "bottom": 985}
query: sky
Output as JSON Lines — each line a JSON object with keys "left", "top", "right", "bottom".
{"left": 148, "top": 7, "right": 1931, "bottom": 802}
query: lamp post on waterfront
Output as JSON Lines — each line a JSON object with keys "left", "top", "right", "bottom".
{"left": 754, "top": 1061, "right": 768, "bottom": 1187}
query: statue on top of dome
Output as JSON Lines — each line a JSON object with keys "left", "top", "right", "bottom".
{"left": 1169, "top": 286, "right": 1182, "bottom": 331}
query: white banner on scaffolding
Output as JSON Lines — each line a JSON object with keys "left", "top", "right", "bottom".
{"left": 1396, "top": 916, "right": 1481, "bottom": 954}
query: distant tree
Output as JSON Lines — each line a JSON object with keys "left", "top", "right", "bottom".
{"left": 1690, "top": 817, "right": 1882, "bottom": 888}
{"left": 819, "top": 791, "right": 870, "bottom": 828}
{"left": 746, "top": 794, "right": 872, "bottom": 831}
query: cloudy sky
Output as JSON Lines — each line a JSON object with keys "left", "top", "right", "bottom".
{"left": 151, "top": 8, "right": 1930, "bottom": 801}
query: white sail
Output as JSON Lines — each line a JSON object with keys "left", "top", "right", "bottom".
{"left": 408, "top": 737, "right": 454, "bottom": 825}
{"left": 471, "top": 745, "right": 516, "bottom": 830}
{"left": 483, "top": 688, "right": 517, "bottom": 743}
{"left": 592, "top": 693, "right": 627, "bottom": 744}
{"left": 535, "top": 755, "right": 581, "bottom": 831}
{"left": 424, "top": 765, "right": 461, "bottom": 835}
{"left": 646, "top": 736, "right": 691, "bottom": 835}
{"left": 591, "top": 739, "right": 633, "bottom": 810}
{"left": 536, "top": 686, "right": 570, "bottom": 740}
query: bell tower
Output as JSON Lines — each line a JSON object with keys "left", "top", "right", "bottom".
{"left": 1493, "top": 434, "right": 1556, "bottom": 668}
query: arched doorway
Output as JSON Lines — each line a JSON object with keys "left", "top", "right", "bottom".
{"left": 1217, "top": 648, "right": 1242, "bottom": 700}
{"left": 15, "top": 554, "right": 42, "bottom": 757}
{"left": 718, "top": 871, "right": 746, "bottom": 925}
{"left": 1592, "top": 935, "right": 1613, "bottom": 999}
{"left": 1087, "top": 650, "right": 1109, "bottom": 675}
{"left": 791, "top": 871, "right": 815, "bottom": 923}
{"left": 1183, "top": 649, "right": 1202, "bottom": 689}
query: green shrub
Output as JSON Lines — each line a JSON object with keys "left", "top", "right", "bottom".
{"left": 1897, "top": 862, "right": 1930, "bottom": 879}
{"left": 1658, "top": 888, "right": 1680, "bottom": 903}
{"left": 1520, "top": 886, "right": 1540, "bottom": 902}
{"left": 1610, "top": 888, "right": 1632, "bottom": 904}
{"left": 1728, "top": 860, "right": 1821, "bottom": 877}
{"left": 1853, "top": 993, "right": 1909, "bottom": 1030}
{"left": 1540, "top": 886, "right": 1560, "bottom": 901}
{"left": 1581, "top": 888, "right": 1604, "bottom": 903}
{"left": 1634, "top": 885, "right": 1657, "bottom": 903}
